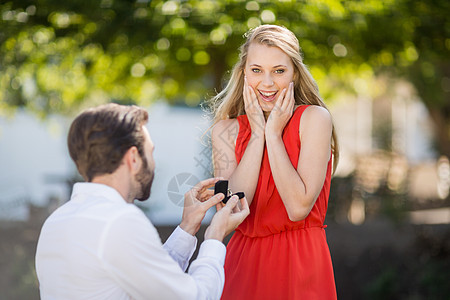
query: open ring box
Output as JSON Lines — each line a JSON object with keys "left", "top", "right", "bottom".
{"left": 214, "top": 180, "right": 245, "bottom": 204}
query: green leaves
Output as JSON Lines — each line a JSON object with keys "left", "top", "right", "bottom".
{"left": 0, "top": 0, "right": 448, "bottom": 116}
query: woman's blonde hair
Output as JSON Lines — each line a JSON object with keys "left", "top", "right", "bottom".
{"left": 208, "top": 24, "right": 339, "bottom": 172}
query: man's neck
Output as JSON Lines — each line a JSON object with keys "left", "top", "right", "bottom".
{"left": 91, "top": 173, "right": 133, "bottom": 203}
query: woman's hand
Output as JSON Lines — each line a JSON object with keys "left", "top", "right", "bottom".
{"left": 243, "top": 76, "right": 266, "bottom": 137}
{"left": 266, "top": 82, "right": 295, "bottom": 138}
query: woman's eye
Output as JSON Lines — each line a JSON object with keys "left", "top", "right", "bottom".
{"left": 275, "top": 69, "right": 285, "bottom": 74}
{"left": 251, "top": 68, "right": 261, "bottom": 73}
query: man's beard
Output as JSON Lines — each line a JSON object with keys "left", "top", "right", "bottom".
{"left": 134, "top": 156, "right": 154, "bottom": 201}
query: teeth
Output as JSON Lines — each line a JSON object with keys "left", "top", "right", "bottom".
{"left": 260, "top": 91, "right": 277, "bottom": 97}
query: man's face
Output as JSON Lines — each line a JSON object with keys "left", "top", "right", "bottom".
{"left": 134, "top": 126, "right": 155, "bottom": 201}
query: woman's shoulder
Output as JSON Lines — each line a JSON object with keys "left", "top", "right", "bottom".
{"left": 212, "top": 118, "right": 239, "bottom": 141}
{"left": 213, "top": 118, "right": 239, "bottom": 130}
{"left": 301, "top": 105, "right": 331, "bottom": 121}
{"left": 299, "top": 105, "right": 332, "bottom": 133}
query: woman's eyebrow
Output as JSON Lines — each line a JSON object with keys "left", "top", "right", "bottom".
{"left": 249, "top": 64, "right": 287, "bottom": 68}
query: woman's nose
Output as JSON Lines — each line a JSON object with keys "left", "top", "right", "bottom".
{"left": 261, "top": 74, "right": 274, "bottom": 87}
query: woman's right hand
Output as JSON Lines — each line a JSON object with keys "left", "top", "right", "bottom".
{"left": 243, "top": 76, "right": 265, "bottom": 137}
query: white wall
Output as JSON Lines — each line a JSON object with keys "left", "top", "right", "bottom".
{"left": 0, "top": 102, "right": 214, "bottom": 224}
{"left": 0, "top": 111, "right": 72, "bottom": 220}
{"left": 145, "top": 102, "right": 214, "bottom": 224}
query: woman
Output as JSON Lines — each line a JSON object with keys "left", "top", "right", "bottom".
{"left": 209, "top": 25, "right": 339, "bottom": 299}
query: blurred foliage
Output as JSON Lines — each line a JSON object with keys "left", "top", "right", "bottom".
{"left": 0, "top": 0, "right": 449, "bottom": 154}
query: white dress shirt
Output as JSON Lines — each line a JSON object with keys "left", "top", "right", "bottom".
{"left": 35, "top": 183, "right": 226, "bottom": 300}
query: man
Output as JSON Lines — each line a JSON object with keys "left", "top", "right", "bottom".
{"left": 35, "top": 103, "right": 249, "bottom": 299}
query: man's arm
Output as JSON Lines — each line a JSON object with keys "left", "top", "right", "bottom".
{"left": 101, "top": 208, "right": 224, "bottom": 300}
{"left": 161, "top": 177, "right": 226, "bottom": 271}
{"left": 101, "top": 194, "right": 248, "bottom": 300}
{"left": 162, "top": 226, "right": 197, "bottom": 271}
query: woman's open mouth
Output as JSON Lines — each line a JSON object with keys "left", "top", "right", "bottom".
{"left": 258, "top": 90, "right": 278, "bottom": 102}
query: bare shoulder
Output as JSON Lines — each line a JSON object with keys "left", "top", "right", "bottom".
{"left": 212, "top": 119, "right": 239, "bottom": 143}
{"left": 300, "top": 105, "right": 332, "bottom": 135}
{"left": 302, "top": 105, "right": 332, "bottom": 126}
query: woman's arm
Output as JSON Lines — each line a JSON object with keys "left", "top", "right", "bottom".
{"left": 211, "top": 79, "right": 266, "bottom": 206}
{"left": 211, "top": 118, "right": 265, "bottom": 206}
{"left": 266, "top": 103, "right": 332, "bottom": 222}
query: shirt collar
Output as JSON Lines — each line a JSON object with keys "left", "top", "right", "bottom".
{"left": 71, "top": 182, "right": 127, "bottom": 204}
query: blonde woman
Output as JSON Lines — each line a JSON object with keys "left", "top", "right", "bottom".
{"left": 210, "top": 25, "right": 339, "bottom": 299}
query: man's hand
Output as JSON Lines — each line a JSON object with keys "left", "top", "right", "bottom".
{"left": 204, "top": 195, "right": 250, "bottom": 242}
{"left": 180, "top": 178, "right": 225, "bottom": 236}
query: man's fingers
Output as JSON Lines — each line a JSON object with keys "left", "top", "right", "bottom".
{"left": 233, "top": 197, "right": 250, "bottom": 221}
{"left": 198, "top": 189, "right": 214, "bottom": 202}
{"left": 216, "top": 202, "right": 225, "bottom": 211}
{"left": 191, "top": 177, "right": 221, "bottom": 196}
{"left": 223, "top": 195, "right": 239, "bottom": 212}
{"left": 239, "top": 196, "right": 250, "bottom": 212}
{"left": 202, "top": 193, "right": 225, "bottom": 210}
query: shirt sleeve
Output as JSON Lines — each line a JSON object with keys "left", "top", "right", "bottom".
{"left": 162, "top": 226, "right": 197, "bottom": 272}
{"left": 99, "top": 207, "right": 226, "bottom": 300}
{"left": 189, "top": 239, "right": 226, "bottom": 299}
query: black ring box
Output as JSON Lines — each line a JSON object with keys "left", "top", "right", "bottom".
{"left": 214, "top": 180, "right": 245, "bottom": 203}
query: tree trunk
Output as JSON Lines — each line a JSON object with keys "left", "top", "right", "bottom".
{"left": 427, "top": 107, "right": 450, "bottom": 159}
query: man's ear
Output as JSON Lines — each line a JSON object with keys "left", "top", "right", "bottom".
{"left": 123, "top": 146, "right": 142, "bottom": 175}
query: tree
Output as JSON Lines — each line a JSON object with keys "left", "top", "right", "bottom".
{"left": 1, "top": 0, "right": 449, "bottom": 156}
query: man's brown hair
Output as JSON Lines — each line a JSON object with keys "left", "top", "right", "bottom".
{"left": 68, "top": 103, "right": 149, "bottom": 181}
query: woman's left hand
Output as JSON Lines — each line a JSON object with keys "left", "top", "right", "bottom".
{"left": 265, "top": 81, "right": 295, "bottom": 138}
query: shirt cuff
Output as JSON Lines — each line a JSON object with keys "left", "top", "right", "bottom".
{"left": 198, "top": 239, "right": 226, "bottom": 266}
{"left": 165, "top": 225, "right": 198, "bottom": 254}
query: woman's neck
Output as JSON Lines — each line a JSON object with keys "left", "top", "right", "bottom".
{"left": 263, "top": 105, "right": 300, "bottom": 120}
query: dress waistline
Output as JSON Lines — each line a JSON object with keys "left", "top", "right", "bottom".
{"left": 236, "top": 224, "right": 327, "bottom": 239}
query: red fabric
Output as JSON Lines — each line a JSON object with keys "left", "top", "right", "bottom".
{"left": 221, "top": 105, "right": 337, "bottom": 300}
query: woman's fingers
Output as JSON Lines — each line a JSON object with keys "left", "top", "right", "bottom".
{"left": 243, "top": 77, "right": 254, "bottom": 109}
{"left": 285, "top": 82, "right": 295, "bottom": 111}
{"left": 274, "top": 87, "right": 287, "bottom": 112}
{"left": 248, "top": 83, "right": 258, "bottom": 103}
{"left": 243, "top": 78, "right": 249, "bottom": 106}
{"left": 275, "top": 82, "right": 294, "bottom": 115}
{"left": 245, "top": 79, "right": 258, "bottom": 109}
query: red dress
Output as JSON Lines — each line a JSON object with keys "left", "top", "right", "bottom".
{"left": 221, "top": 105, "right": 337, "bottom": 300}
